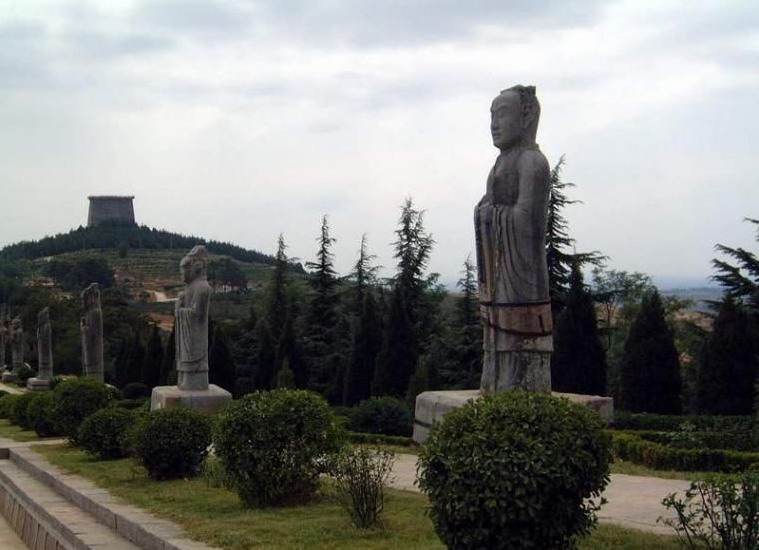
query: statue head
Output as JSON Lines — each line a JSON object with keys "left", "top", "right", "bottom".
{"left": 180, "top": 245, "right": 208, "bottom": 284}
{"left": 81, "top": 283, "right": 101, "bottom": 310}
{"left": 490, "top": 85, "right": 541, "bottom": 151}
{"left": 11, "top": 316, "right": 21, "bottom": 331}
{"left": 38, "top": 308, "right": 49, "bottom": 326}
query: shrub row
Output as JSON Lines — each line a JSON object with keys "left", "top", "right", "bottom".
{"left": 627, "top": 429, "right": 759, "bottom": 452}
{"left": 611, "top": 431, "right": 759, "bottom": 472}
{"left": 346, "top": 431, "right": 414, "bottom": 447}
{"left": 613, "top": 411, "right": 754, "bottom": 433}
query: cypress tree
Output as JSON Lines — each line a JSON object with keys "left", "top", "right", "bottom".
{"left": 344, "top": 291, "right": 381, "bottom": 406}
{"left": 619, "top": 290, "right": 681, "bottom": 413}
{"left": 445, "top": 257, "right": 482, "bottom": 388}
{"left": 126, "top": 331, "right": 145, "bottom": 387}
{"left": 696, "top": 297, "right": 757, "bottom": 415}
{"left": 552, "top": 265, "right": 607, "bottom": 395}
{"left": 160, "top": 322, "right": 176, "bottom": 386}
{"left": 114, "top": 338, "right": 130, "bottom": 388}
{"left": 209, "top": 322, "right": 237, "bottom": 392}
{"left": 141, "top": 325, "right": 164, "bottom": 389}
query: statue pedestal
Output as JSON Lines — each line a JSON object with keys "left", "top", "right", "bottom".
{"left": 151, "top": 385, "right": 232, "bottom": 415}
{"left": 413, "top": 389, "right": 614, "bottom": 445}
{"left": 1, "top": 372, "right": 18, "bottom": 384}
{"left": 26, "top": 377, "right": 51, "bottom": 391}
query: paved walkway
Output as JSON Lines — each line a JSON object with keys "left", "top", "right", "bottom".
{"left": 389, "top": 453, "right": 691, "bottom": 535}
{"left": 0, "top": 513, "right": 27, "bottom": 550}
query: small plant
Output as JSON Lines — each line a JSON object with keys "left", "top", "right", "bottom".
{"left": 53, "top": 378, "right": 113, "bottom": 442}
{"left": 200, "top": 454, "right": 234, "bottom": 490}
{"left": 666, "top": 421, "right": 701, "bottom": 449}
{"left": 349, "top": 397, "right": 412, "bottom": 436}
{"left": 133, "top": 407, "right": 212, "bottom": 480}
{"left": 215, "top": 389, "right": 342, "bottom": 507}
{"left": 418, "top": 390, "right": 611, "bottom": 550}
{"left": 328, "top": 446, "right": 396, "bottom": 528}
{"left": 661, "top": 471, "right": 759, "bottom": 550}
{"left": 78, "top": 408, "right": 137, "bottom": 460}
{"left": 26, "top": 392, "right": 61, "bottom": 437}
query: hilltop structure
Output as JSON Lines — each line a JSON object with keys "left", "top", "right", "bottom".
{"left": 87, "top": 196, "right": 136, "bottom": 227}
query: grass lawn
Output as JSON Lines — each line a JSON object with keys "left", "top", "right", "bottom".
{"left": 0, "top": 419, "right": 44, "bottom": 442}
{"left": 35, "top": 444, "right": 681, "bottom": 550}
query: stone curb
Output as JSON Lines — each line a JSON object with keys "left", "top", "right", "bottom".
{"left": 6, "top": 445, "right": 221, "bottom": 550}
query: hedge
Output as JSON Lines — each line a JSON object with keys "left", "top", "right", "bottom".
{"left": 611, "top": 431, "right": 759, "bottom": 472}
{"left": 628, "top": 430, "right": 758, "bottom": 453}
{"left": 612, "top": 412, "right": 754, "bottom": 433}
{"left": 346, "top": 431, "right": 415, "bottom": 447}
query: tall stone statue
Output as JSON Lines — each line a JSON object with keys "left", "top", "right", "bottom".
{"left": 176, "top": 245, "right": 211, "bottom": 391}
{"left": 475, "top": 85, "right": 553, "bottom": 393}
{"left": 28, "top": 309, "right": 53, "bottom": 391}
{"left": 10, "top": 316, "right": 24, "bottom": 372}
{"left": 81, "top": 283, "right": 104, "bottom": 382}
{"left": 151, "top": 245, "right": 231, "bottom": 414}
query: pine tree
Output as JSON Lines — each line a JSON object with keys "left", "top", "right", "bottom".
{"left": 545, "top": 158, "right": 604, "bottom": 317}
{"left": 349, "top": 234, "right": 379, "bottom": 316}
{"left": 373, "top": 198, "right": 434, "bottom": 397}
{"left": 551, "top": 264, "right": 606, "bottom": 395}
{"left": 344, "top": 291, "right": 381, "bottom": 406}
{"left": 141, "top": 325, "right": 164, "bottom": 389}
{"left": 126, "top": 331, "right": 145, "bottom": 387}
{"left": 209, "top": 321, "right": 237, "bottom": 392}
{"left": 406, "top": 337, "right": 446, "bottom": 412}
{"left": 619, "top": 290, "right": 681, "bottom": 413}
{"left": 712, "top": 218, "right": 758, "bottom": 315}
{"left": 696, "top": 297, "right": 757, "bottom": 415}
{"left": 114, "top": 338, "right": 130, "bottom": 388}
{"left": 446, "top": 256, "right": 482, "bottom": 388}
{"left": 304, "top": 215, "right": 344, "bottom": 401}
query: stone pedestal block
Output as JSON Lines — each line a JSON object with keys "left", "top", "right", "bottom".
{"left": 1, "top": 372, "right": 18, "bottom": 384}
{"left": 151, "top": 385, "right": 232, "bottom": 415}
{"left": 413, "top": 389, "right": 614, "bottom": 444}
{"left": 26, "top": 377, "right": 51, "bottom": 392}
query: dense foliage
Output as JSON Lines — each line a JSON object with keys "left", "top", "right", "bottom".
{"left": 215, "top": 389, "right": 341, "bottom": 506}
{"left": 133, "top": 407, "right": 212, "bottom": 480}
{"left": 26, "top": 392, "right": 61, "bottom": 437}
{"left": 347, "top": 397, "right": 412, "bottom": 437}
{"left": 418, "top": 390, "right": 611, "bottom": 550}
{"left": 78, "top": 407, "right": 138, "bottom": 460}
{"left": 53, "top": 378, "right": 113, "bottom": 442}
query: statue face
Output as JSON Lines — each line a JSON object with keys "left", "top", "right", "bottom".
{"left": 490, "top": 91, "right": 523, "bottom": 150}
{"left": 180, "top": 258, "right": 195, "bottom": 284}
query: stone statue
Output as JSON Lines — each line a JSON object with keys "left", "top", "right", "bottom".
{"left": 81, "top": 283, "right": 104, "bottom": 382}
{"left": 10, "top": 316, "right": 24, "bottom": 372}
{"left": 475, "top": 85, "right": 553, "bottom": 393}
{"left": 175, "top": 245, "right": 211, "bottom": 391}
{"left": 36, "top": 308, "right": 53, "bottom": 380}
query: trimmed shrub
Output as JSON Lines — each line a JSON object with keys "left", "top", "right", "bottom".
{"left": 113, "top": 398, "right": 150, "bottom": 411}
{"left": 0, "top": 394, "right": 20, "bottom": 419}
{"left": 10, "top": 393, "right": 37, "bottom": 429}
{"left": 53, "top": 378, "right": 113, "bottom": 442}
{"left": 346, "top": 432, "right": 414, "bottom": 447}
{"left": 328, "top": 446, "right": 395, "bottom": 528}
{"left": 215, "top": 389, "right": 342, "bottom": 507}
{"left": 418, "top": 390, "right": 611, "bottom": 550}
{"left": 123, "top": 383, "right": 150, "bottom": 400}
{"left": 78, "top": 408, "right": 137, "bottom": 460}
{"left": 348, "top": 397, "right": 411, "bottom": 437}
{"left": 627, "top": 429, "right": 758, "bottom": 452}
{"left": 26, "top": 392, "right": 61, "bottom": 437}
{"left": 16, "top": 365, "right": 36, "bottom": 384}
{"left": 133, "top": 408, "right": 212, "bottom": 480}
{"left": 611, "top": 431, "right": 759, "bottom": 472}
{"left": 613, "top": 412, "right": 753, "bottom": 433}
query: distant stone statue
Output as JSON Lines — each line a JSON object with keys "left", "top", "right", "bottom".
{"left": 81, "top": 283, "right": 104, "bottom": 382}
{"left": 475, "top": 85, "right": 553, "bottom": 393}
{"left": 175, "top": 245, "right": 211, "bottom": 391}
{"left": 28, "top": 309, "right": 53, "bottom": 391}
{"left": 10, "top": 316, "right": 24, "bottom": 372}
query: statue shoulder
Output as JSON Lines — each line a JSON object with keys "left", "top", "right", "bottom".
{"left": 516, "top": 148, "right": 550, "bottom": 178}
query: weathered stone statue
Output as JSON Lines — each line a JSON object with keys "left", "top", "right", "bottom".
{"left": 176, "top": 245, "right": 211, "bottom": 391}
{"left": 28, "top": 308, "right": 53, "bottom": 390}
{"left": 151, "top": 245, "right": 231, "bottom": 413}
{"left": 475, "top": 85, "right": 553, "bottom": 393}
{"left": 10, "top": 316, "right": 24, "bottom": 372}
{"left": 81, "top": 283, "right": 104, "bottom": 382}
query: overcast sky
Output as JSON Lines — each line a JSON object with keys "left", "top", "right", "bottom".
{"left": 1, "top": 0, "right": 757, "bottom": 288}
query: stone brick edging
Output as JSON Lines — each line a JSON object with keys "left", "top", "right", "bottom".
{"left": 0, "top": 442, "right": 219, "bottom": 550}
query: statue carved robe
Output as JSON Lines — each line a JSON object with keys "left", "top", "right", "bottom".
{"left": 176, "top": 276, "right": 210, "bottom": 391}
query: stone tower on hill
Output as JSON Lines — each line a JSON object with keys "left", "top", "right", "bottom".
{"left": 87, "top": 196, "right": 136, "bottom": 227}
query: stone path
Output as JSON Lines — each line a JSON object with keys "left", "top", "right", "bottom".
{"left": 0, "top": 513, "right": 27, "bottom": 550}
{"left": 389, "top": 453, "right": 691, "bottom": 536}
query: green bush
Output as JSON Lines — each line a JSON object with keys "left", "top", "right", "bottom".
{"left": 26, "top": 392, "right": 61, "bottom": 437}
{"left": 662, "top": 471, "right": 759, "bottom": 549}
{"left": 328, "top": 446, "right": 395, "bottom": 528}
{"left": 346, "top": 432, "right": 415, "bottom": 447}
{"left": 113, "top": 398, "right": 150, "bottom": 410}
{"left": 418, "top": 390, "right": 611, "bottom": 550}
{"left": 16, "top": 365, "right": 36, "bottom": 384}
{"left": 628, "top": 429, "right": 758, "bottom": 452}
{"left": 133, "top": 408, "right": 212, "bottom": 480}
{"left": 348, "top": 397, "right": 411, "bottom": 437}
{"left": 611, "top": 431, "right": 759, "bottom": 472}
{"left": 613, "top": 412, "right": 753, "bottom": 433}
{"left": 0, "top": 394, "right": 20, "bottom": 419}
{"left": 10, "top": 393, "right": 37, "bottom": 428}
{"left": 53, "top": 378, "right": 113, "bottom": 442}
{"left": 215, "top": 389, "right": 342, "bottom": 507}
{"left": 78, "top": 408, "right": 137, "bottom": 460}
